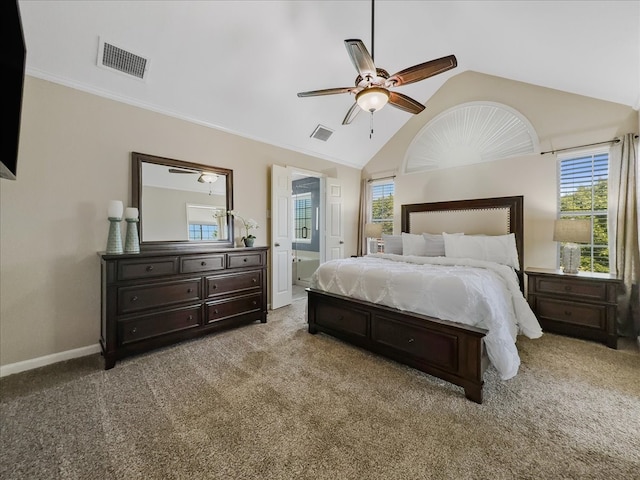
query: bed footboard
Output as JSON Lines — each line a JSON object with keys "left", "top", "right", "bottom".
{"left": 307, "top": 288, "right": 489, "bottom": 403}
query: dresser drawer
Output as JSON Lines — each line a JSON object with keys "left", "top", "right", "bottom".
{"left": 119, "top": 306, "right": 201, "bottom": 345}
{"left": 181, "top": 254, "right": 225, "bottom": 273}
{"left": 118, "top": 278, "right": 202, "bottom": 314}
{"left": 534, "top": 277, "right": 607, "bottom": 301}
{"left": 205, "top": 270, "right": 262, "bottom": 297}
{"left": 206, "top": 293, "right": 262, "bottom": 323}
{"left": 117, "top": 257, "right": 179, "bottom": 281}
{"left": 536, "top": 298, "right": 605, "bottom": 329}
{"left": 314, "top": 302, "right": 369, "bottom": 337}
{"left": 227, "top": 252, "right": 264, "bottom": 269}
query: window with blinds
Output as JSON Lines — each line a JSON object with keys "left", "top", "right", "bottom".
{"left": 557, "top": 149, "right": 609, "bottom": 272}
{"left": 369, "top": 180, "right": 394, "bottom": 235}
{"left": 293, "top": 192, "right": 312, "bottom": 242}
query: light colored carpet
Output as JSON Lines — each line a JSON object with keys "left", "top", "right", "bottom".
{"left": 1, "top": 298, "right": 639, "bottom": 479}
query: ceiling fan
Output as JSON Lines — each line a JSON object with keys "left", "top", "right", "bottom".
{"left": 297, "top": 0, "right": 457, "bottom": 126}
{"left": 168, "top": 168, "right": 219, "bottom": 184}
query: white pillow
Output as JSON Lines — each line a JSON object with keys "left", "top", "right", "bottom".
{"left": 443, "top": 232, "right": 520, "bottom": 270}
{"left": 401, "top": 232, "right": 428, "bottom": 256}
{"left": 422, "top": 232, "right": 463, "bottom": 256}
{"left": 382, "top": 234, "right": 403, "bottom": 255}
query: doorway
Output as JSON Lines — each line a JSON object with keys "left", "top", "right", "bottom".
{"left": 270, "top": 165, "right": 343, "bottom": 310}
{"left": 291, "top": 173, "right": 321, "bottom": 298}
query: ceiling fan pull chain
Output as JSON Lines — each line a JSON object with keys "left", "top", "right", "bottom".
{"left": 370, "top": 112, "right": 374, "bottom": 139}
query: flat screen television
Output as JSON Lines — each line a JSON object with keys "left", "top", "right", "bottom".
{"left": 1, "top": 0, "right": 26, "bottom": 181}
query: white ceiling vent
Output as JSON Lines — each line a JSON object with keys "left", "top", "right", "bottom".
{"left": 310, "top": 125, "right": 334, "bottom": 142}
{"left": 402, "top": 101, "right": 539, "bottom": 174}
{"left": 97, "top": 38, "right": 149, "bottom": 80}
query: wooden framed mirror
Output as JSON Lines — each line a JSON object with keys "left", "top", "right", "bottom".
{"left": 131, "top": 152, "right": 234, "bottom": 250}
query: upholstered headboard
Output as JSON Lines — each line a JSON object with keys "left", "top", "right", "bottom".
{"left": 400, "top": 196, "right": 524, "bottom": 287}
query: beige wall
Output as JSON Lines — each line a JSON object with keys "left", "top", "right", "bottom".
{"left": 2, "top": 71, "right": 637, "bottom": 369}
{"left": 0, "top": 76, "right": 361, "bottom": 367}
{"left": 364, "top": 71, "right": 638, "bottom": 272}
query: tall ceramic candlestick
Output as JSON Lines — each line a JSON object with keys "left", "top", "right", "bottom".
{"left": 106, "top": 200, "right": 123, "bottom": 254}
{"left": 124, "top": 207, "right": 140, "bottom": 254}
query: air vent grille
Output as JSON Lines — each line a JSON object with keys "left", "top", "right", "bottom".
{"left": 310, "top": 125, "right": 334, "bottom": 142}
{"left": 98, "top": 39, "right": 148, "bottom": 80}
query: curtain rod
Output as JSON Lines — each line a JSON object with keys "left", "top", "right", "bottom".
{"left": 540, "top": 134, "right": 638, "bottom": 155}
{"left": 367, "top": 175, "right": 396, "bottom": 183}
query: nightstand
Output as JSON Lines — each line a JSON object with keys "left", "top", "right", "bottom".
{"left": 525, "top": 268, "right": 622, "bottom": 349}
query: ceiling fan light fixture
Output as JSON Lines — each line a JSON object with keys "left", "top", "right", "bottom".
{"left": 356, "top": 87, "right": 390, "bottom": 113}
{"left": 198, "top": 173, "right": 218, "bottom": 184}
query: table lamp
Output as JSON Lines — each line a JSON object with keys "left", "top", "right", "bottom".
{"left": 553, "top": 219, "right": 591, "bottom": 274}
{"left": 364, "top": 223, "right": 383, "bottom": 255}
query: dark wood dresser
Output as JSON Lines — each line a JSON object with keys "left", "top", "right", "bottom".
{"left": 525, "top": 267, "right": 621, "bottom": 348}
{"left": 99, "top": 246, "right": 268, "bottom": 369}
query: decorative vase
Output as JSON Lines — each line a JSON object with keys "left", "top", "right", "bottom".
{"left": 106, "top": 217, "right": 123, "bottom": 254}
{"left": 124, "top": 218, "right": 140, "bottom": 254}
{"left": 243, "top": 237, "right": 255, "bottom": 247}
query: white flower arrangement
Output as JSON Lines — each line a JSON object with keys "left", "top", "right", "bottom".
{"left": 227, "top": 210, "right": 259, "bottom": 240}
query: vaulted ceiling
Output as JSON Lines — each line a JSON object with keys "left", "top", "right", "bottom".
{"left": 18, "top": 1, "right": 640, "bottom": 169}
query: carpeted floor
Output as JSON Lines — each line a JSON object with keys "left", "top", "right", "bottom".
{"left": 1, "top": 298, "right": 639, "bottom": 480}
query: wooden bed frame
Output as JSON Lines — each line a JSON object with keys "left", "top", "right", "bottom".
{"left": 307, "top": 195, "right": 524, "bottom": 403}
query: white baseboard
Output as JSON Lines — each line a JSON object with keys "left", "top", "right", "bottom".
{"left": 0, "top": 343, "right": 101, "bottom": 378}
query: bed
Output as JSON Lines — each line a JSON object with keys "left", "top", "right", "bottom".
{"left": 306, "top": 195, "right": 542, "bottom": 403}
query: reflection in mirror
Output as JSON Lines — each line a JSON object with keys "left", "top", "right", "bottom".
{"left": 132, "top": 152, "right": 234, "bottom": 249}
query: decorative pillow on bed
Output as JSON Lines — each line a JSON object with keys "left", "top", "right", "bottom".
{"left": 402, "top": 232, "right": 463, "bottom": 256}
{"left": 421, "top": 232, "right": 464, "bottom": 256}
{"left": 382, "top": 234, "right": 403, "bottom": 255}
{"left": 401, "top": 233, "right": 428, "bottom": 256}
{"left": 442, "top": 232, "right": 520, "bottom": 269}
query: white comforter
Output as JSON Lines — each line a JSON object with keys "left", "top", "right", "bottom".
{"left": 309, "top": 253, "right": 543, "bottom": 380}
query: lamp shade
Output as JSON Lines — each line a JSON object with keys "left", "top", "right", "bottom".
{"left": 364, "top": 222, "right": 383, "bottom": 238}
{"left": 553, "top": 219, "right": 591, "bottom": 243}
{"left": 356, "top": 87, "right": 390, "bottom": 113}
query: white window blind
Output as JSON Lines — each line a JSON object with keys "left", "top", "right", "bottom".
{"left": 557, "top": 149, "right": 609, "bottom": 272}
{"left": 369, "top": 180, "right": 394, "bottom": 235}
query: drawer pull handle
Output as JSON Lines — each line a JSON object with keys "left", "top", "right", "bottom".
{"left": 187, "top": 288, "right": 193, "bottom": 293}
{"left": 564, "top": 310, "right": 572, "bottom": 316}
{"left": 201, "top": 261, "right": 207, "bottom": 266}
{"left": 188, "top": 315, "right": 193, "bottom": 321}
{"left": 252, "top": 301, "right": 257, "bottom": 305}
{"left": 214, "top": 309, "right": 219, "bottom": 315}
{"left": 131, "top": 296, "right": 138, "bottom": 302}
{"left": 212, "top": 285, "right": 218, "bottom": 290}
{"left": 146, "top": 265, "right": 154, "bottom": 272}
{"left": 243, "top": 258, "right": 248, "bottom": 263}
{"left": 131, "top": 327, "right": 138, "bottom": 335}
{"left": 252, "top": 278, "right": 257, "bottom": 283}
{"left": 408, "top": 338, "right": 415, "bottom": 343}
{"left": 564, "top": 285, "right": 572, "bottom": 292}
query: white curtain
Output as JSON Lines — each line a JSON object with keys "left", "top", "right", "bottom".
{"left": 357, "top": 179, "right": 369, "bottom": 257}
{"left": 608, "top": 133, "right": 640, "bottom": 338}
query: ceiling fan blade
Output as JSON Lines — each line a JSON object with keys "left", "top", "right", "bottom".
{"left": 297, "top": 87, "right": 356, "bottom": 97}
{"left": 387, "top": 55, "right": 457, "bottom": 87}
{"left": 168, "top": 168, "right": 198, "bottom": 174}
{"left": 388, "top": 92, "right": 425, "bottom": 114}
{"left": 342, "top": 103, "right": 361, "bottom": 125}
{"left": 344, "top": 39, "right": 376, "bottom": 79}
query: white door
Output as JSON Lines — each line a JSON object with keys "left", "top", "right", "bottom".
{"left": 325, "top": 177, "right": 344, "bottom": 260}
{"left": 270, "top": 165, "right": 293, "bottom": 309}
